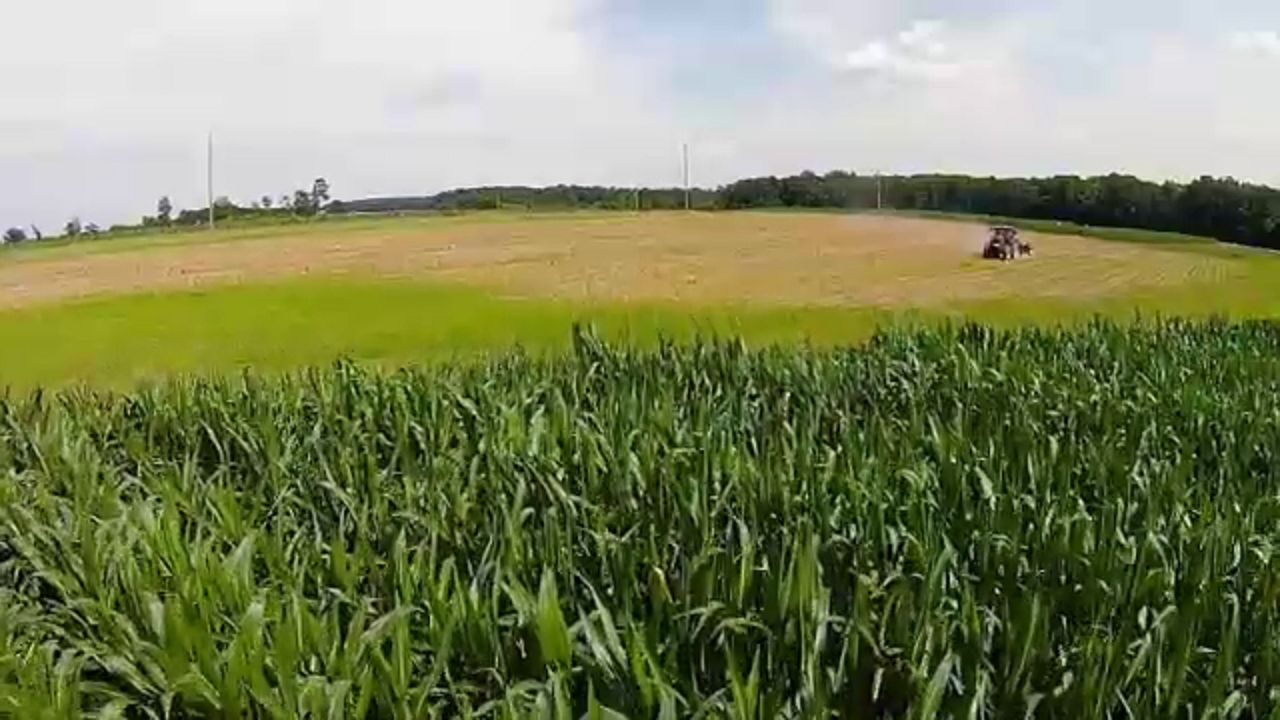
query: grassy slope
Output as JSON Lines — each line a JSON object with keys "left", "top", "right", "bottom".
{"left": 2, "top": 266, "right": 1279, "bottom": 389}
{"left": 0, "top": 211, "right": 624, "bottom": 262}
{"left": 1, "top": 209, "right": 1278, "bottom": 389}
{"left": 0, "top": 279, "right": 895, "bottom": 389}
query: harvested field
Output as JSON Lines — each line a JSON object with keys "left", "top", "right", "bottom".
{"left": 0, "top": 212, "right": 1239, "bottom": 309}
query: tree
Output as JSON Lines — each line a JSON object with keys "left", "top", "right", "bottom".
{"left": 311, "top": 177, "right": 331, "bottom": 212}
{"left": 293, "top": 189, "right": 313, "bottom": 215}
{"left": 261, "top": 195, "right": 273, "bottom": 210}
{"left": 30, "top": 225, "right": 42, "bottom": 241}
{"left": 279, "top": 194, "right": 292, "bottom": 210}
{"left": 3, "top": 227, "right": 27, "bottom": 243}
{"left": 84, "top": 223, "right": 101, "bottom": 236}
{"left": 64, "top": 217, "right": 82, "bottom": 237}
{"left": 157, "top": 195, "right": 173, "bottom": 224}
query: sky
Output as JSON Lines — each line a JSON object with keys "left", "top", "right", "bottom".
{"left": 0, "top": 0, "right": 1278, "bottom": 231}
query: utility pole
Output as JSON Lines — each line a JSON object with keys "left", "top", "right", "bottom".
{"left": 682, "top": 143, "right": 691, "bottom": 211}
{"left": 207, "top": 131, "right": 215, "bottom": 229}
{"left": 876, "top": 171, "right": 883, "bottom": 211}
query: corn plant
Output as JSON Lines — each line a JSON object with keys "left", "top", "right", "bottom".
{"left": 1, "top": 321, "right": 1280, "bottom": 718}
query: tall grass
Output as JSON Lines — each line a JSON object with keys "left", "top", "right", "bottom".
{"left": 2, "top": 321, "right": 1280, "bottom": 717}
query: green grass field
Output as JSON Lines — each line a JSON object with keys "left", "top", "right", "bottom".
{"left": 0, "top": 213, "right": 516, "bottom": 262}
{"left": 0, "top": 279, "right": 891, "bottom": 389}
{"left": 892, "top": 209, "right": 1223, "bottom": 247}
{"left": 0, "top": 210, "right": 1278, "bottom": 389}
{"left": 1, "top": 270, "right": 1278, "bottom": 390}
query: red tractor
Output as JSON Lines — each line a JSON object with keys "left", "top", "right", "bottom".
{"left": 983, "top": 226, "right": 1033, "bottom": 261}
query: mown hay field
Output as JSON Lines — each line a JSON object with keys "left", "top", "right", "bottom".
{"left": 0, "top": 212, "right": 1250, "bottom": 310}
{"left": 3, "top": 321, "right": 1280, "bottom": 717}
{"left": 0, "top": 210, "right": 1277, "bottom": 389}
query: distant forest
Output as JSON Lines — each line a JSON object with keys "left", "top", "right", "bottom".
{"left": 719, "top": 172, "right": 1280, "bottom": 250}
{"left": 330, "top": 185, "right": 719, "bottom": 213}
{"left": 10, "top": 171, "right": 1280, "bottom": 251}
{"left": 331, "top": 173, "right": 1280, "bottom": 251}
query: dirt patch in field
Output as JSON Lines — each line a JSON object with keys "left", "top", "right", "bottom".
{"left": 0, "top": 213, "right": 1235, "bottom": 309}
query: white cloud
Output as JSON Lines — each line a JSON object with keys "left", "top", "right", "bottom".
{"left": 898, "top": 20, "right": 948, "bottom": 57}
{"left": 767, "top": 2, "right": 974, "bottom": 83}
{"left": 844, "top": 41, "right": 891, "bottom": 71}
{"left": 843, "top": 20, "right": 961, "bottom": 81}
{"left": 767, "top": 0, "right": 894, "bottom": 68}
{"left": 1229, "top": 30, "right": 1280, "bottom": 56}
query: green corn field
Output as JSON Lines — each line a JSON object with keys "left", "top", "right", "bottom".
{"left": 3, "top": 321, "right": 1280, "bottom": 718}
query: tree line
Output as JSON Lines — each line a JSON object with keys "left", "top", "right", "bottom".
{"left": 151, "top": 178, "right": 331, "bottom": 228}
{"left": 329, "top": 185, "right": 719, "bottom": 213}
{"left": 0, "top": 178, "right": 332, "bottom": 244}
{"left": 720, "top": 171, "right": 1280, "bottom": 250}
{"left": 6, "top": 171, "right": 1280, "bottom": 251}
{"left": 335, "top": 173, "right": 1280, "bottom": 249}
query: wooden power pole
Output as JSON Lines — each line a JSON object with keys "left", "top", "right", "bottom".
{"left": 207, "top": 131, "right": 215, "bottom": 229}
{"left": 683, "top": 143, "right": 691, "bottom": 211}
